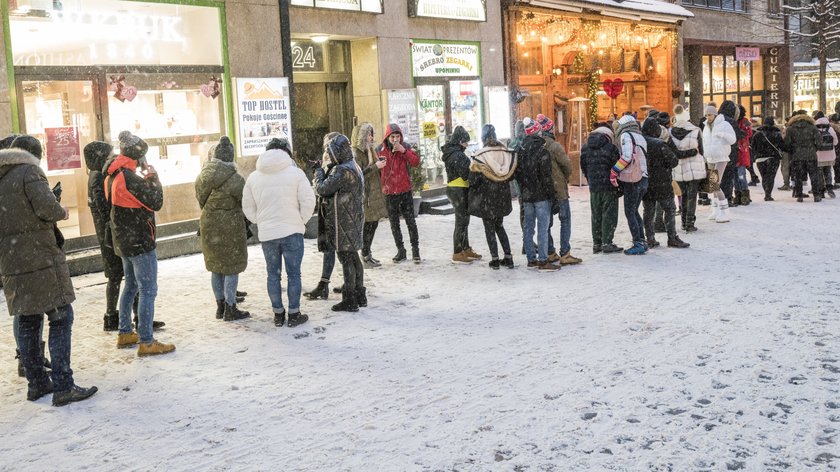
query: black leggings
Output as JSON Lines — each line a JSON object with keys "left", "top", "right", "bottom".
{"left": 336, "top": 251, "right": 364, "bottom": 293}
{"left": 482, "top": 217, "right": 511, "bottom": 259}
{"left": 386, "top": 192, "right": 419, "bottom": 253}
{"left": 362, "top": 221, "right": 378, "bottom": 257}
{"left": 106, "top": 276, "right": 121, "bottom": 315}
{"left": 757, "top": 159, "right": 780, "bottom": 197}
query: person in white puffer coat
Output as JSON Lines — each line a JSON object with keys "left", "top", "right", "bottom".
{"left": 242, "top": 148, "right": 316, "bottom": 328}
{"left": 670, "top": 104, "right": 706, "bottom": 232}
{"left": 701, "top": 104, "right": 736, "bottom": 222}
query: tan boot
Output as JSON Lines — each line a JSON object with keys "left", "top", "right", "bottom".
{"left": 464, "top": 247, "right": 482, "bottom": 260}
{"left": 451, "top": 251, "right": 473, "bottom": 264}
{"left": 137, "top": 340, "right": 176, "bottom": 357}
{"left": 116, "top": 332, "right": 139, "bottom": 349}
{"left": 559, "top": 253, "right": 583, "bottom": 265}
{"left": 547, "top": 251, "right": 561, "bottom": 263}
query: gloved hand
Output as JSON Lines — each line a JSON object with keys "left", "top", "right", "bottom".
{"left": 610, "top": 169, "right": 619, "bottom": 187}
{"left": 309, "top": 160, "right": 322, "bottom": 172}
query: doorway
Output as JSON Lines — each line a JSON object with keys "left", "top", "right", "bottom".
{"left": 291, "top": 82, "right": 353, "bottom": 171}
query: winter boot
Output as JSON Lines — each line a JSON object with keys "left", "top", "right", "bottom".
{"left": 215, "top": 300, "right": 225, "bottom": 320}
{"left": 27, "top": 375, "right": 54, "bottom": 402}
{"left": 274, "top": 311, "right": 286, "bottom": 327}
{"left": 137, "top": 340, "right": 176, "bottom": 357}
{"left": 451, "top": 251, "right": 473, "bottom": 264}
{"left": 730, "top": 193, "right": 741, "bottom": 207}
{"left": 412, "top": 247, "right": 421, "bottom": 264}
{"left": 363, "top": 254, "right": 382, "bottom": 268}
{"left": 333, "top": 284, "right": 344, "bottom": 294}
{"left": 52, "top": 384, "right": 98, "bottom": 407}
{"left": 304, "top": 281, "right": 330, "bottom": 300}
{"left": 645, "top": 238, "right": 660, "bottom": 248}
{"left": 716, "top": 199, "right": 731, "bottom": 223}
{"left": 741, "top": 189, "right": 751, "bottom": 206}
{"left": 134, "top": 316, "right": 165, "bottom": 331}
{"left": 764, "top": 193, "right": 774, "bottom": 201}
{"left": 236, "top": 290, "right": 248, "bottom": 297}
{"left": 601, "top": 243, "right": 623, "bottom": 254}
{"left": 357, "top": 287, "right": 368, "bottom": 308}
{"left": 331, "top": 290, "right": 359, "bottom": 312}
{"left": 815, "top": 194, "right": 823, "bottom": 202}
{"left": 392, "top": 247, "right": 407, "bottom": 263}
{"left": 707, "top": 199, "right": 718, "bottom": 220}
{"left": 489, "top": 258, "right": 501, "bottom": 270}
{"left": 287, "top": 312, "right": 309, "bottom": 328}
{"left": 502, "top": 254, "right": 515, "bottom": 269}
{"left": 223, "top": 303, "right": 251, "bottom": 321}
{"left": 828, "top": 187, "right": 836, "bottom": 198}
{"left": 103, "top": 312, "right": 119, "bottom": 331}
{"left": 464, "top": 247, "right": 482, "bottom": 260}
{"left": 667, "top": 236, "right": 690, "bottom": 248}
{"left": 116, "top": 332, "right": 139, "bottom": 349}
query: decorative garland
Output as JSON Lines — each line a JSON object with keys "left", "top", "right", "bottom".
{"left": 587, "top": 71, "right": 600, "bottom": 125}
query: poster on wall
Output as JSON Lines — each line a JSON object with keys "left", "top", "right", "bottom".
{"left": 484, "top": 86, "right": 511, "bottom": 140}
{"left": 291, "top": 0, "right": 383, "bottom": 13}
{"left": 411, "top": 40, "right": 481, "bottom": 78}
{"left": 45, "top": 127, "right": 81, "bottom": 171}
{"left": 408, "top": 0, "right": 486, "bottom": 21}
{"left": 385, "top": 89, "right": 420, "bottom": 148}
{"left": 234, "top": 78, "right": 292, "bottom": 158}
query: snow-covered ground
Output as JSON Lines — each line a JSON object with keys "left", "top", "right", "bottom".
{"left": 1, "top": 184, "right": 839, "bottom": 471}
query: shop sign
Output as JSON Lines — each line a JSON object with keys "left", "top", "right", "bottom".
{"left": 764, "top": 47, "right": 782, "bottom": 118}
{"left": 408, "top": 0, "right": 486, "bottom": 21}
{"left": 794, "top": 74, "right": 840, "bottom": 93}
{"left": 735, "top": 47, "right": 760, "bottom": 62}
{"left": 386, "top": 89, "right": 420, "bottom": 147}
{"left": 422, "top": 122, "right": 437, "bottom": 138}
{"left": 411, "top": 41, "right": 480, "bottom": 78}
{"left": 45, "top": 127, "right": 81, "bottom": 171}
{"left": 291, "top": 41, "right": 325, "bottom": 72}
{"left": 233, "top": 78, "right": 293, "bottom": 157}
{"left": 291, "top": 0, "right": 383, "bottom": 13}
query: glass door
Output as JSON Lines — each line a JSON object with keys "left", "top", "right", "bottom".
{"left": 449, "top": 80, "right": 482, "bottom": 146}
{"left": 416, "top": 84, "right": 447, "bottom": 187}
{"left": 19, "top": 78, "right": 103, "bottom": 238}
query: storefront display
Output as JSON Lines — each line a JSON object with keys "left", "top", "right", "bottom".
{"left": 700, "top": 53, "right": 764, "bottom": 118}
{"left": 793, "top": 64, "right": 840, "bottom": 114}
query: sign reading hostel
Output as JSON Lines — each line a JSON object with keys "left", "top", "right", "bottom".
{"left": 234, "top": 78, "right": 293, "bottom": 157}
{"left": 411, "top": 41, "right": 480, "bottom": 78}
{"left": 408, "top": 0, "right": 486, "bottom": 21}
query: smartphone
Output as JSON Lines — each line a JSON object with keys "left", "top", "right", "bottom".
{"left": 52, "top": 182, "right": 62, "bottom": 202}
{"left": 378, "top": 156, "right": 386, "bottom": 162}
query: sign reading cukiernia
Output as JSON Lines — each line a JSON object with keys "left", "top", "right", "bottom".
{"left": 411, "top": 41, "right": 480, "bottom": 78}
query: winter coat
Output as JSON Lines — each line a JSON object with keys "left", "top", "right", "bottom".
{"left": 195, "top": 160, "right": 248, "bottom": 275}
{"left": 314, "top": 157, "right": 364, "bottom": 252}
{"left": 670, "top": 121, "right": 706, "bottom": 182}
{"left": 719, "top": 101, "right": 744, "bottom": 165}
{"left": 737, "top": 119, "right": 753, "bottom": 167}
{"left": 580, "top": 129, "right": 620, "bottom": 193}
{"left": 441, "top": 142, "right": 471, "bottom": 187}
{"left": 514, "top": 134, "right": 555, "bottom": 203}
{"left": 750, "top": 125, "right": 785, "bottom": 160}
{"left": 815, "top": 117, "right": 838, "bottom": 166}
{"left": 784, "top": 114, "right": 819, "bottom": 162}
{"left": 0, "top": 149, "right": 75, "bottom": 316}
{"left": 702, "top": 117, "right": 737, "bottom": 165}
{"left": 641, "top": 118, "right": 679, "bottom": 200}
{"left": 104, "top": 155, "right": 164, "bottom": 258}
{"left": 242, "top": 149, "right": 316, "bottom": 242}
{"left": 84, "top": 142, "right": 123, "bottom": 279}
{"left": 468, "top": 144, "right": 517, "bottom": 219}
{"left": 833, "top": 122, "right": 840, "bottom": 162}
{"left": 544, "top": 134, "right": 572, "bottom": 200}
{"left": 352, "top": 123, "right": 388, "bottom": 222}
{"left": 615, "top": 117, "right": 649, "bottom": 178}
{"left": 377, "top": 123, "right": 420, "bottom": 195}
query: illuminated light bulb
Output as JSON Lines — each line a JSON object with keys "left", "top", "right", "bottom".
{"left": 530, "top": 30, "right": 536, "bottom": 37}
{"left": 541, "top": 36, "right": 548, "bottom": 43}
{"left": 598, "top": 50, "right": 604, "bottom": 55}
{"left": 558, "top": 35, "right": 564, "bottom": 42}
{"left": 517, "top": 34, "right": 523, "bottom": 42}
{"left": 600, "top": 33, "right": 607, "bottom": 40}
{"left": 581, "top": 44, "right": 588, "bottom": 51}
{"left": 524, "top": 52, "right": 529, "bottom": 57}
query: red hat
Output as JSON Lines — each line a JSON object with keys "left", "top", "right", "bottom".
{"left": 523, "top": 117, "right": 541, "bottom": 136}
{"left": 536, "top": 113, "right": 554, "bottom": 132}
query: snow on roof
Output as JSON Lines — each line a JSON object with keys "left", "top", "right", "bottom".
{"left": 793, "top": 60, "right": 840, "bottom": 73}
{"left": 525, "top": 0, "right": 694, "bottom": 22}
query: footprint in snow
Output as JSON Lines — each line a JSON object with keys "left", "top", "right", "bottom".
{"left": 293, "top": 331, "right": 310, "bottom": 339}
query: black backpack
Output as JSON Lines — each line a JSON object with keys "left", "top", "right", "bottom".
{"left": 817, "top": 126, "right": 835, "bottom": 151}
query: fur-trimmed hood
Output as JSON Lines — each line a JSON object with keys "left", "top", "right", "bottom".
{"left": 470, "top": 145, "right": 517, "bottom": 181}
{"left": 0, "top": 149, "right": 40, "bottom": 180}
{"left": 787, "top": 113, "right": 815, "bottom": 127}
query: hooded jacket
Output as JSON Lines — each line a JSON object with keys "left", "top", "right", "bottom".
{"left": 719, "top": 101, "right": 744, "bottom": 164}
{"left": 737, "top": 118, "right": 754, "bottom": 167}
{"left": 815, "top": 116, "right": 838, "bottom": 165}
{"left": 83, "top": 141, "right": 123, "bottom": 279}
{"left": 195, "top": 159, "right": 248, "bottom": 275}
{"left": 468, "top": 143, "right": 517, "bottom": 219}
{"left": 514, "top": 134, "right": 555, "bottom": 203}
{"left": 377, "top": 124, "right": 420, "bottom": 195}
{"left": 580, "top": 128, "right": 621, "bottom": 193}
{"left": 642, "top": 117, "right": 679, "bottom": 200}
{"left": 670, "top": 120, "right": 706, "bottom": 182}
{"left": 441, "top": 127, "right": 471, "bottom": 188}
{"left": 544, "top": 133, "right": 572, "bottom": 200}
{"left": 352, "top": 123, "right": 388, "bottom": 222}
{"left": 104, "top": 155, "right": 164, "bottom": 258}
{"left": 750, "top": 125, "right": 785, "bottom": 160}
{"left": 0, "top": 149, "right": 75, "bottom": 316}
{"left": 314, "top": 135, "right": 364, "bottom": 252}
{"left": 784, "top": 114, "right": 819, "bottom": 162}
{"left": 702, "top": 115, "right": 737, "bottom": 165}
{"left": 242, "top": 149, "right": 316, "bottom": 242}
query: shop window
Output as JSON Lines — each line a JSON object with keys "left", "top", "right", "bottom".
{"left": 519, "top": 46, "right": 544, "bottom": 76}
{"left": 739, "top": 60, "right": 752, "bottom": 91}
{"left": 752, "top": 57, "right": 764, "bottom": 90}
{"left": 725, "top": 56, "right": 738, "bottom": 93}
{"left": 768, "top": 0, "right": 781, "bottom": 14}
{"left": 702, "top": 56, "right": 711, "bottom": 94}
{"left": 683, "top": 0, "right": 746, "bottom": 12}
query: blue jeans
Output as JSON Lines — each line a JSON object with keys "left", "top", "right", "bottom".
{"left": 555, "top": 198, "right": 572, "bottom": 256}
{"left": 18, "top": 305, "right": 74, "bottom": 391}
{"left": 320, "top": 249, "right": 335, "bottom": 282}
{"left": 621, "top": 178, "right": 649, "bottom": 244}
{"left": 211, "top": 273, "right": 239, "bottom": 305}
{"left": 119, "top": 250, "right": 158, "bottom": 344}
{"left": 261, "top": 233, "right": 304, "bottom": 315}
{"left": 523, "top": 200, "right": 552, "bottom": 262}
{"left": 736, "top": 166, "right": 749, "bottom": 191}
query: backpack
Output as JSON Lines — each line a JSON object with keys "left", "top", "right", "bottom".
{"left": 617, "top": 134, "right": 646, "bottom": 183}
{"left": 817, "top": 126, "right": 835, "bottom": 151}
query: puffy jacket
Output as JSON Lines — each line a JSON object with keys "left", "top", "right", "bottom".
{"left": 702, "top": 117, "right": 737, "bottom": 165}
{"left": 642, "top": 118, "right": 679, "bottom": 200}
{"left": 313, "top": 151, "right": 364, "bottom": 252}
{"left": 544, "top": 134, "right": 572, "bottom": 200}
{"left": 195, "top": 160, "right": 248, "bottom": 275}
{"left": 737, "top": 119, "right": 753, "bottom": 167}
{"left": 815, "top": 116, "right": 838, "bottom": 165}
{"left": 514, "top": 135, "right": 555, "bottom": 203}
{"left": 242, "top": 149, "right": 316, "bottom": 242}
{"left": 104, "top": 155, "right": 164, "bottom": 258}
{"left": 670, "top": 122, "right": 706, "bottom": 182}
{"left": 468, "top": 144, "right": 517, "bottom": 219}
{"left": 750, "top": 125, "right": 785, "bottom": 160}
{"left": 84, "top": 141, "right": 122, "bottom": 279}
{"left": 784, "top": 114, "right": 819, "bottom": 162}
{"left": 377, "top": 123, "right": 420, "bottom": 195}
{"left": 580, "top": 129, "right": 620, "bottom": 193}
{"left": 0, "top": 149, "right": 75, "bottom": 316}
{"left": 352, "top": 123, "right": 388, "bottom": 222}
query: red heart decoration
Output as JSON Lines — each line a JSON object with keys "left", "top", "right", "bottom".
{"left": 603, "top": 78, "right": 624, "bottom": 99}
{"left": 200, "top": 84, "right": 213, "bottom": 97}
{"left": 122, "top": 86, "right": 138, "bottom": 102}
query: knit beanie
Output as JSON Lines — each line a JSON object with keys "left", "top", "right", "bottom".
{"left": 523, "top": 117, "right": 541, "bottom": 136}
{"left": 214, "top": 136, "right": 235, "bottom": 162}
{"left": 536, "top": 113, "right": 554, "bottom": 133}
{"left": 673, "top": 104, "right": 691, "bottom": 123}
{"left": 481, "top": 124, "right": 497, "bottom": 145}
{"left": 647, "top": 109, "right": 660, "bottom": 118}
{"left": 10, "top": 135, "right": 43, "bottom": 159}
{"left": 704, "top": 104, "right": 718, "bottom": 116}
{"left": 118, "top": 130, "right": 148, "bottom": 160}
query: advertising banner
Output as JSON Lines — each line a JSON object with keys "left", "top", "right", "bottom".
{"left": 408, "top": 0, "right": 486, "bottom": 21}
{"left": 735, "top": 47, "right": 760, "bottom": 62}
{"left": 45, "top": 127, "right": 81, "bottom": 171}
{"left": 291, "top": 0, "right": 382, "bottom": 13}
{"left": 411, "top": 40, "right": 480, "bottom": 78}
{"left": 386, "top": 89, "right": 420, "bottom": 147}
{"left": 234, "top": 78, "right": 292, "bottom": 157}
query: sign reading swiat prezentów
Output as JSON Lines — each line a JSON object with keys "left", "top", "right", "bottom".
{"left": 411, "top": 41, "right": 480, "bottom": 78}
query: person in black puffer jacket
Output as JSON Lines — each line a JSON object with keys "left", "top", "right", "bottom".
{"left": 580, "top": 124, "right": 622, "bottom": 254}
{"left": 641, "top": 117, "right": 689, "bottom": 248}
{"left": 718, "top": 100, "right": 745, "bottom": 205}
{"left": 514, "top": 120, "right": 557, "bottom": 269}
{"left": 314, "top": 134, "right": 366, "bottom": 312}
{"left": 441, "top": 126, "right": 480, "bottom": 263}
{"left": 750, "top": 117, "right": 786, "bottom": 201}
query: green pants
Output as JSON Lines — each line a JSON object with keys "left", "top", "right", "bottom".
{"left": 590, "top": 190, "right": 619, "bottom": 246}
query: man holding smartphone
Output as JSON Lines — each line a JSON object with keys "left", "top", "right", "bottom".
{"left": 377, "top": 124, "right": 422, "bottom": 263}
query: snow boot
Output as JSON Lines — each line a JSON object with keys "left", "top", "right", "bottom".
{"left": 667, "top": 236, "right": 690, "bottom": 248}
{"left": 287, "top": 312, "right": 309, "bottom": 328}
{"left": 116, "top": 332, "right": 139, "bottom": 349}
{"left": 729, "top": 193, "right": 741, "bottom": 207}
{"left": 828, "top": 187, "right": 836, "bottom": 198}
{"left": 502, "top": 254, "right": 515, "bottom": 269}
{"left": 451, "top": 251, "right": 473, "bottom": 264}
{"left": 274, "top": 311, "right": 286, "bottom": 327}
{"left": 392, "top": 247, "right": 407, "bottom": 263}
{"left": 716, "top": 199, "right": 731, "bottom": 223}
{"left": 137, "top": 340, "right": 176, "bottom": 357}
{"left": 464, "top": 247, "right": 482, "bottom": 260}
{"left": 489, "top": 258, "right": 500, "bottom": 270}
{"left": 215, "top": 300, "right": 225, "bottom": 320}
{"left": 357, "top": 287, "right": 368, "bottom": 308}
{"left": 27, "top": 375, "right": 53, "bottom": 402}
{"left": 331, "top": 290, "right": 359, "bottom": 312}
{"left": 601, "top": 243, "right": 623, "bottom": 254}
{"left": 52, "top": 384, "right": 98, "bottom": 407}
{"left": 304, "top": 281, "right": 330, "bottom": 300}
{"left": 814, "top": 194, "right": 823, "bottom": 202}
{"left": 412, "top": 247, "right": 421, "bottom": 264}
{"left": 223, "top": 303, "right": 251, "bottom": 322}
{"left": 645, "top": 238, "right": 660, "bottom": 249}
{"left": 103, "top": 312, "right": 119, "bottom": 331}
{"left": 707, "top": 199, "right": 718, "bottom": 220}
{"left": 740, "top": 189, "right": 751, "bottom": 206}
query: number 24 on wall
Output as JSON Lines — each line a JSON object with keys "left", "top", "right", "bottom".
{"left": 292, "top": 45, "right": 317, "bottom": 69}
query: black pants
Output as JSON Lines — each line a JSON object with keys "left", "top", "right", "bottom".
{"left": 362, "top": 221, "right": 378, "bottom": 257}
{"left": 833, "top": 158, "right": 840, "bottom": 184}
{"left": 643, "top": 195, "right": 677, "bottom": 240}
{"left": 792, "top": 160, "right": 822, "bottom": 197}
{"left": 757, "top": 159, "right": 780, "bottom": 197}
{"left": 821, "top": 166, "right": 833, "bottom": 194}
{"left": 336, "top": 251, "right": 364, "bottom": 294}
{"left": 677, "top": 180, "right": 699, "bottom": 228}
{"left": 19, "top": 306, "right": 74, "bottom": 392}
{"left": 481, "top": 217, "right": 511, "bottom": 259}
{"left": 386, "top": 192, "right": 419, "bottom": 254}
{"left": 720, "top": 162, "right": 736, "bottom": 200}
{"left": 446, "top": 187, "right": 471, "bottom": 254}
{"left": 106, "top": 276, "right": 121, "bottom": 315}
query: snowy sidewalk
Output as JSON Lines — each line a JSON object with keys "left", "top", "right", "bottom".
{"left": 1, "top": 186, "right": 839, "bottom": 471}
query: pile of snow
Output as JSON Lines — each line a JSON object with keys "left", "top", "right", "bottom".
{"left": 0, "top": 182, "right": 838, "bottom": 470}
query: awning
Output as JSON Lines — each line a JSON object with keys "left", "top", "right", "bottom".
{"left": 521, "top": 0, "right": 694, "bottom": 24}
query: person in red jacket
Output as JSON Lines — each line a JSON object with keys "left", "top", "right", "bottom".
{"left": 377, "top": 124, "right": 422, "bottom": 263}
{"left": 734, "top": 104, "right": 754, "bottom": 206}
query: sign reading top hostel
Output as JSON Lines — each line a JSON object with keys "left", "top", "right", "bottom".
{"left": 411, "top": 41, "right": 480, "bottom": 78}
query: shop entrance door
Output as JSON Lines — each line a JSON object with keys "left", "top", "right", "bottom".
{"left": 292, "top": 82, "right": 352, "bottom": 173}
{"left": 17, "top": 77, "right": 105, "bottom": 238}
